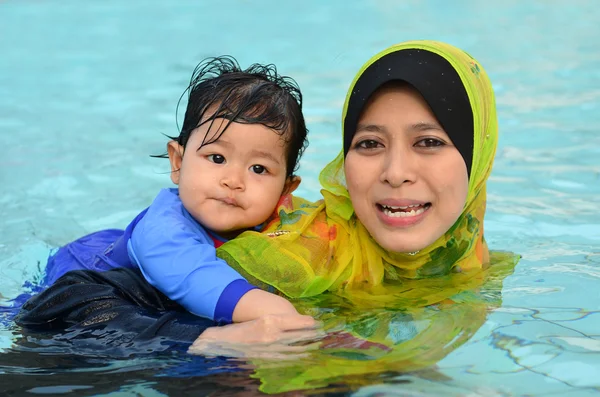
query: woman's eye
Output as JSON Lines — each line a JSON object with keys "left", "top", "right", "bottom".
{"left": 251, "top": 164, "right": 267, "bottom": 174}
{"left": 415, "top": 138, "right": 445, "bottom": 148}
{"left": 355, "top": 139, "right": 382, "bottom": 150}
{"left": 207, "top": 154, "right": 225, "bottom": 164}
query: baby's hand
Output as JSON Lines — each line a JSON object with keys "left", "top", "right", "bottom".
{"left": 188, "top": 313, "right": 320, "bottom": 359}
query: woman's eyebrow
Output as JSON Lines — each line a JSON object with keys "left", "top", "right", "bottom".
{"left": 356, "top": 123, "right": 387, "bottom": 134}
{"left": 410, "top": 121, "right": 443, "bottom": 132}
{"left": 356, "top": 122, "right": 442, "bottom": 135}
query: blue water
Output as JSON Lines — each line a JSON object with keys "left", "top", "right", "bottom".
{"left": 1, "top": 0, "right": 599, "bottom": 395}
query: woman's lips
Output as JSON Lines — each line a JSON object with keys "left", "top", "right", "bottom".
{"left": 375, "top": 202, "right": 432, "bottom": 227}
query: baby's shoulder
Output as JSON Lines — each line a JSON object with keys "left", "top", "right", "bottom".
{"left": 133, "top": 188, "right": 203, "bottom": 239}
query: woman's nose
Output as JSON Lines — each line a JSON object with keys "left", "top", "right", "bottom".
{"left": 379, "top": 149, "right": 417, "bottom": 188}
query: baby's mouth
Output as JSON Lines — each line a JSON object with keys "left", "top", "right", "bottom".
{"left": 218, "top": 197, "right": 240, "bottom": 207}
{"left": 377, "top": 203, "right": 432, "bottom": 218}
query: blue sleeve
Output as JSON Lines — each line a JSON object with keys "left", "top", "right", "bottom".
{"left": 127, "top": 189, "right": 257, "bottom": 323}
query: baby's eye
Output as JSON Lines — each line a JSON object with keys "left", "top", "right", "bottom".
{"left": 207, "top": 154, "right": 225, "bottom": 164}
{"left": 415, "top": 138, "right": 445, "bottom": 148}
{"left": 355, "top": 139, "right": 382, "bottom": 150}
{"left": 251, "top": 164, "right": 267, "bottom": 174}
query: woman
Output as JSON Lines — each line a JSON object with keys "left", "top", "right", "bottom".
{"left": 216, "top": 40, "right": 511, "bottom": 304}
{"left": 15, "top": 41, "right": 518, "bottom": 385}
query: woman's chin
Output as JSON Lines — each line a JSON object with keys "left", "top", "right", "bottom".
{"left": 379, "top": 240, "right": 427, "bottom": 255}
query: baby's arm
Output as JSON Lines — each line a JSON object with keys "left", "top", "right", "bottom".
{"left": 126, "top": 189, "right": 302, "bottom": 323}
{"left": 130, "top": 225, "right": 299, "bottom": 322}
{"left": 231, "top": 289, "right": 298, "bottom": 322}
{"left": 128, "top": 220, "right": 255, "bottom": 323}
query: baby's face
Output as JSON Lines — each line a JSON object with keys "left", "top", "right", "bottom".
{"left": 168, "top": 118, "right": 290, "bottom": 238}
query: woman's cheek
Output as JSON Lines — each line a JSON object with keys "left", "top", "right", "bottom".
{"left": 346, "top": 154, "right": 377, "bottom": 188}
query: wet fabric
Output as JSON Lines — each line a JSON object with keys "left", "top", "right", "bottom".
{"left": 217, "top": 40, "right": 518, "bottom": 304}
{"left": 43, "top": 217, "right": 144, "bottom": 286}
{"left": 15, "top": 267, "right": 216, "bottom": 350}
{"left": 253, "top": 253, "right": 516, "bottom": 394}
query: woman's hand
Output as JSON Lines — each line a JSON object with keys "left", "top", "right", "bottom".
{"left": 188, "top": 313, "right": 322, "bottom": 359}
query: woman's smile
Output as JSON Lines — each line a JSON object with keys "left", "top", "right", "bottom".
{"left": 376, "top": 201, "right": 432, "bottom": 227}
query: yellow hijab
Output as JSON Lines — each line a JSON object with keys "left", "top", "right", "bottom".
{"left": 217, "top": 40, "right": 519, "bottom": 306}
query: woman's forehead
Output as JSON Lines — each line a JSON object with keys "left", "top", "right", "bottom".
{"left": 356, "top": 85, "right": 444, "bottom": 132}
{"left": 343, "top": 47, "right": 475, "bottom": 177}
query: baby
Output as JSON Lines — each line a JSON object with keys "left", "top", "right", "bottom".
{"left": 44, "top": 56, "right": 309, "bottom": 323}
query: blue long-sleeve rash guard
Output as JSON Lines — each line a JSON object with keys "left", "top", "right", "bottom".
{"left": 127, "top": 188, "right": 257, "bottom": 323}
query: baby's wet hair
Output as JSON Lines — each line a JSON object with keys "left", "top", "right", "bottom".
{"left": 160, "top": 56, "right": 308, "bottom": 177}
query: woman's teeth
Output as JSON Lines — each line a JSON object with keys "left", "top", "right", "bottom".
{"left": 380, "top": 204, "right": 429, "bottom": 218}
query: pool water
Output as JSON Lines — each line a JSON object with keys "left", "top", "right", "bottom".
{"left": 1, "top": 0, "right": 599, "bottom": 395}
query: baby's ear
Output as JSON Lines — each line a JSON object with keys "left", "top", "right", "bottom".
{"left": 283, "top": 176, "right": 301, "bottom": 195}
{"left": 167, "top": 141, "right": 184, "bottom": 185}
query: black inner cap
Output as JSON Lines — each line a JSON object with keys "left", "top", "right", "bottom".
{"left": 343, "top": 49, "right": 474, "bottom": 176}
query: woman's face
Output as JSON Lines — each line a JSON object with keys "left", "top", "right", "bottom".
{"left": 344, "top": 83, "right": 469, "bottom": 253}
